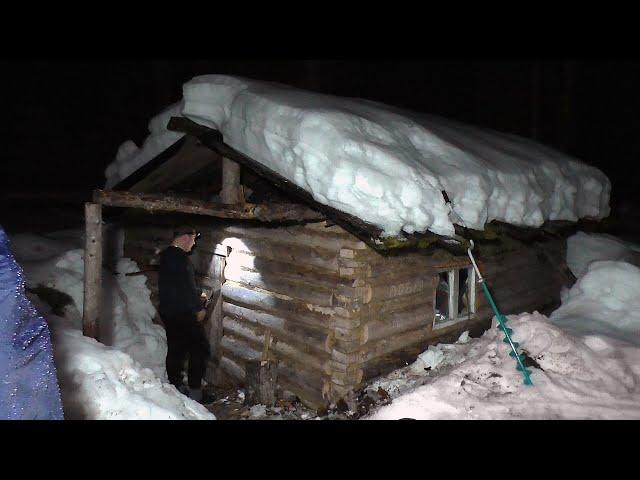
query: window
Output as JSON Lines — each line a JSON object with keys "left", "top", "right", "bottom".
{"left": 434, "top": 266, "right": 476, "bottom": 329}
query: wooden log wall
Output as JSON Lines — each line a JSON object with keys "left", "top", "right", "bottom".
{"left": 348, "top": 235, "right": 570, "bottom": 385}
{"left": 207, "top": 222, "right": 370, "bottom": 409}
{"left": 121, "top": 219, "right": 569, "bottom": 409}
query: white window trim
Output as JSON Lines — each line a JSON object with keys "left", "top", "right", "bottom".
{"left": 433, "top": 266, "right": 476, "bottom": 330}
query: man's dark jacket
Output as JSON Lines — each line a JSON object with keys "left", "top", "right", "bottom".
{"left": 158, "top": 246, "right": 202, "bottom": 317}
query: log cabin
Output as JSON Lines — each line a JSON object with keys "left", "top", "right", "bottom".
{"left": 84, "top": 116, "right": 582, "bottom": 410}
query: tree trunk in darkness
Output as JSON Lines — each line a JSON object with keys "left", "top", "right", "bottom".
{"left": 151, "top": 61, "right": 173, "bottom": 108}
{"left": 531, "top": 62, "right": 541, "bottom": 141}
{"left": 560, "top": 61, "right": 577, "bottom": 152}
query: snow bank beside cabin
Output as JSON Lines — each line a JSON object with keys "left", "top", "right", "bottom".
{"left": 367, "top": 310, "right": 640, "bottom": 420}
{"left": 10, "top": 231, "right": 214, "bottom": 419}
{"left": 106, "top": 74, "right": 610, "bottom": 238}
{"left": 550, "top": 232, "right": 640, "bottom": 345}
{"left": 566, "top": 231, "right": 640, "bottom": 278}
{"left": 11, "top": 231, "right": 167, "bottom": 379}
{"left": 366, "top": 232, "right": 640, "bottom": 419}
{"left": 29, "top": 296, "right": 213, "bottom": 420}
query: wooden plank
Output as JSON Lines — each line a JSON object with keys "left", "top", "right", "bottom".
{"left": 82, "top": 202, "right": 102, "bottom": 340}
{"left": 93, "top": 189, "right": 324, "bottom": 222}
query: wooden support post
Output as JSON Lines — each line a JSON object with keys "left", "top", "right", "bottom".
{"left": 251, "top": 329, "right": 277, "bottom": 405}
{"left": 220, "top": 157, "right": 243, "bottom": 204}
{"left": 82, "top": 202, "right": 102, "bottom": 340}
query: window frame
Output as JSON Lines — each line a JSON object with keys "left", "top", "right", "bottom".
{"left": 433, "top": 265, "right": 477, "bottom": 330}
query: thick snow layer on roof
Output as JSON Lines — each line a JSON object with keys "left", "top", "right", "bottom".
{"left": 12, "top": 230, "right": 214, "bottom": 419}
{"left": 106, "top": 75, "right": 610, "bottom": 237}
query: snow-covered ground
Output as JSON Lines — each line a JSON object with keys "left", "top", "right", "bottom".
{"left": 105, "top": 74, "right": 610, "bottom": 238}
{"left": 365, "top": 232, "right": 640, "bottom": 420}
{"left": 9, "top": 229, "right": 215, "bottom": 420}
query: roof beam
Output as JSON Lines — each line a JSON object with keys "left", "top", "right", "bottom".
{"left": 93, "top": 189, "right": 325, "bottom": 223}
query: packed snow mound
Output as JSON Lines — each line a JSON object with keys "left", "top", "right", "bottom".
{"left": 106, "top": 74, "right": 610, "bottom": 237}
{"left": 10, "top": 231, "right": 213, "bottom": 420}
{"left": 367, "top": 312, "right": 640, "bottom": 420}
{"left": 29, "top": 297, "right": 214, "bottom": 420}
{"left": 13, "top": 231, "right": 168, "bottom": 379}
{"left": 551, "top": 261, "right": 640, "bottom": 346}
{"left": 566, "top": 231, "right": 640, "bottom": 278}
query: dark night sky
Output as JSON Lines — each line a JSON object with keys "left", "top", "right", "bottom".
{"left": 2, "top": 60, "right": 639, "bottom": 210}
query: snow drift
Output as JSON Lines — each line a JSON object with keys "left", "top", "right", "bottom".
{"left": 9, "top": 230, "right": 215, "bottom": 419}
{"left": 367, "top": 311, "right": 640, "bottom": 420}
{"left": 106, "top": 74, "right": 610, "bottom": 238}
{"left": 13, "top": 232, "right": 167, "bottom": 378}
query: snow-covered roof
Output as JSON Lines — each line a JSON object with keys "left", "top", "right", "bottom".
{"left": 106, "top": 75, "right": 611, "bottom": 238}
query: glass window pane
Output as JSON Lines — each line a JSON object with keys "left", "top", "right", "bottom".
{"left": 457, "top": 267, "right": 469, "bottom": 316}
{"left": 435, "top": 271, "right": 449, "bottom": 324}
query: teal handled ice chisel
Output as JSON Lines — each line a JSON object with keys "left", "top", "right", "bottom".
{"left": 441, "top": 190, "right": 533, "bottom": 386}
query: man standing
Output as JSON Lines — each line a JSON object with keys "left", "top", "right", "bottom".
{"left": 158, "top": 225, "right": 210, "bottom": 403}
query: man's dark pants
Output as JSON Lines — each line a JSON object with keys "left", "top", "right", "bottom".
{"left": 162, "top": 312, "right": 210, "bottom": 389}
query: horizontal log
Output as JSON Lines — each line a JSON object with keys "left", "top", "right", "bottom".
{"left": 276, "top": 374, "right": 329, "bottom": 410}
{"left": 368, "top": 275, "right": 438, "bottom": 303}
{"left": 201, "top": 237, "right": 340, "bottom": 272}
{"left": 363, "top": 306, "right": 432, "bottom": 343}
{"left": 222, "top": 224, "right": 367, "bottom": 251}
{"left": 223, "top": 302, "right": 331, "bottom": 354}
{"left": 226, "top": 250, "right": 345, "bottom": 287}
{"left": 219, "top": 356, "right": 246, "bottom": 383}
{"left": 222, "top": 281, "right": 343, "bottom": 328}
{"left": 223, "top": 264, "right": 334, "bottom": 307}
{"left": 277, "top": 363, "right": 328, "bottom": 395}
{"left": 94, "top": 189, "right": 324, "bottom": 222}
{"left": 360, "top": 325, "right": 445, "bottom": 364}
{"left": 223, "top": 316, "right": 329, "bottom": 374}
{"left": 220, "top": 335, "right": 262, "bottom": 363}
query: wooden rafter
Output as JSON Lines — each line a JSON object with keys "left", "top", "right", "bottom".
{"left": 93, "top": 189, "right": 325, "bottom": 223}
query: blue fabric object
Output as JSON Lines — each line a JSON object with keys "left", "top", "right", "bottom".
{"left": 0, "top": 226, "right": 64, "bottom": 419}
